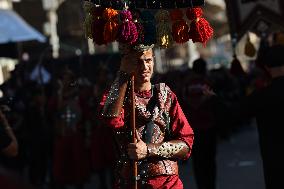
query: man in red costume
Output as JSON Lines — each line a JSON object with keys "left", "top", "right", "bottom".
{"left": 99, "top": 44, "right": 194, "bottom": 189}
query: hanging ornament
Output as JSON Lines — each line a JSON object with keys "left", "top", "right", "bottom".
{"left": 132, "top": 9, "right": 145, "bottom": 44}
{"left": 103, "top": 8, "right": 119, "bottom": 43}
{"left": 170, "top": 9, "right": 190, "bottom": 43}
{"left": 186, "top": 7, "right": 213, "bottom": 46}
{"left": 87, "top": 0, "right": 212, "bottom": 48}
{"left": 155, "top": 10, "right": 173, "bottom": 48}
{"left": 117, "top": 9, "right": 138, "bottom": 44}
{"left": 140, "top": 10, "right": 157, "bottom": 45}
{"left": 92, "top": 7, "right": 107, "bottom": 45}
{"left": 244, "top": 33, "right": 256, "bottom": 57}
{"left": 83, "top": 1, "right": 95, "bottom": 39}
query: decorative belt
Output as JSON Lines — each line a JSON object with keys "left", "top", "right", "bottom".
{"left": 139, "top": 160, "right": 179, "bottom": 178}
{"left": 117, "top": 159, "right": 179, "bottom": 182}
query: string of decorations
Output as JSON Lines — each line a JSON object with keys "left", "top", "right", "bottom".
{"left": 83, "top": 0, "right": 214, "bottom": 48}
{"left": 91, "top": 0, "right": 205, "bottom": 10}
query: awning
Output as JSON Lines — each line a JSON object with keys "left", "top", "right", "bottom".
{"left": 0, "top": 9, "right": 46, "bottom": 44}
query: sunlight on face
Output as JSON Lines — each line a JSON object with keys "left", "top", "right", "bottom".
{"left": 134, "top": 49, "right": 154, "bottom": 84}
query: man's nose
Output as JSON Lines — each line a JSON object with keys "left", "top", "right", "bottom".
{"left": 141, "top": 61, "right": 148, "bottom": 70}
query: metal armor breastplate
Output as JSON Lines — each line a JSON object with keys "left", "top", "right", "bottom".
{"left": 115, "top": 83, "right": 176, "bottom": 183}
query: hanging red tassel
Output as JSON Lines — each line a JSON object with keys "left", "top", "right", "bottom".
{"left": 92, "top": 7, "right": 106, "bottom": 45}
{"left": 186, "top": 7, "right": 213, "bottom": 46}
{"left": 103, "top": 8, "right": 119, "bottom": 43}
{"left": 170, "top": 9, "right": 190, "bottom": 44}
{"left": 132, "top": 9, "right": 145, "bottom": 44}
{"left": 117, "top": 9, "right": 138, "bottom": 45}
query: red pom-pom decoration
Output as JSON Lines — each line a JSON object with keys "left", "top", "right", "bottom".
{"left": 170, "top": 9, "right": 190, "bottom": 43}
{"left": 186, "top": 7, "right": 213, "bottom": 46}
{"left": 103, "top": 8, "right": 119, "bottom": 43}
{"left": 132, "top": 10, "right": 145, "bottom": 44}
{"left": 117, "top": 10, "right": 138, "bottom": 45}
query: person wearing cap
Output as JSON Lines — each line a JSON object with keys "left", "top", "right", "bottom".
{"left": 99, "top": 44, "right": 194, "bottom": 188}
{"left": 239, "top": 44, "right": 284, "bottom": 189}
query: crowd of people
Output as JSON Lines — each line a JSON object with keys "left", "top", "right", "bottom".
{"left": 0, "top": 40, "right": 283, "bottom": 189}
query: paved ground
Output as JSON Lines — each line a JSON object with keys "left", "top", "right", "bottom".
{"left": 83, "top": 120, "right": 265, "bottom": 189}
{"left": 179, "top": 121, "right": 265, "bottom": 189}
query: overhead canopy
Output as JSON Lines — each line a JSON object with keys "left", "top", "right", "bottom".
{"left": 0, "top": 9, "right": 46, "bottom": 44}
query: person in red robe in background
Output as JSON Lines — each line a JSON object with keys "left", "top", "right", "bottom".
{"left": 48, "top": 68, "right": 90, "bottom": 189}
{"left": 99, "top": 44, "right": 194, "bottom": 189}
{"left": 75, "top": 73, "right": 116, "bottom": 189}
{"left": 89, "top": 68, "right": 116, "bottom": 189}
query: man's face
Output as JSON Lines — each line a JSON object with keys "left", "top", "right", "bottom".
{"left": 134, "top": 49, "right": 154, "bottom": 84}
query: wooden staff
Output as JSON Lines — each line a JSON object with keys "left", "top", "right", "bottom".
{"left": 130, "top": 73, "right": 138, "bottom": 189}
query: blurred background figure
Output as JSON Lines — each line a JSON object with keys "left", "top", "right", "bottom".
{"left": 239, "top": 44, "right": 284, "bottom": 189}
{"left": 23, "top": 84, "right": 51, "bottom": 188}
{"left": 182, "top": 58, "right": 220, "bottom": 189}
{"left": 47, "top": 67, "right": 90, "bottom": 189}
{"left": 89, "top": 67, "right": 116, "bottom": 189}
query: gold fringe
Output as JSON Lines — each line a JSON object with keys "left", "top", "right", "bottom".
{"left": 155, "top": 10, "right": 173, "bottom": 49}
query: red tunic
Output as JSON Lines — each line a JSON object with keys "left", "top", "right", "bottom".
{"left": 99, "top": 84, "right": 194, "bottom": 189}
{"left": 48, "top": 97, "right": 90, "bottom": 185}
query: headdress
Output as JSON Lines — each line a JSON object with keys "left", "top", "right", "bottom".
{"left": 83, "top": 0, "right": 213, "bottom": 52}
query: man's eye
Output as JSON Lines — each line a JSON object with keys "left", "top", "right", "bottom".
{"left": 139, "top": 57, "right": 153, "bottom": 64}
{"left": 145, "top": 59, "right": 153, "bottom": 63}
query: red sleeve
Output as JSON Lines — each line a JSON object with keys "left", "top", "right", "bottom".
{"left": 169, "top": 92, "right": 194, "bottom": 159}
{"left": 98, "top": 90, "right": 125, "bottom": 129}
